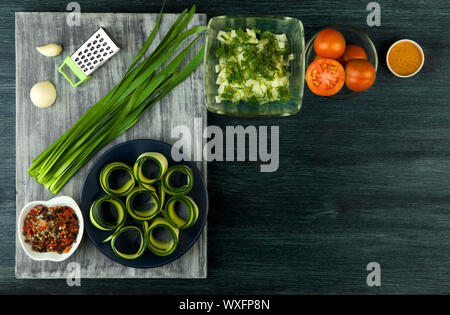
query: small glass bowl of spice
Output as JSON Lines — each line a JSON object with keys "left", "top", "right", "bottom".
{"left": 387, "top": 39, "right": 424, "bottom": 78}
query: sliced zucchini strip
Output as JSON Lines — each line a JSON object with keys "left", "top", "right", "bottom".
{"left": 133, "top": 152, "right": 168, "bottom": 186}
{"left": 141, "top": 182, "right": 166, "bottom": 213}
{"left": 162, "top": 165, "right": 194, "bottom": 195}
{"left": 111, "top": 226, "right": 146, "bottom": 260}
{"left": 146, "top": 217, "right": 179, "bottom": 256}
{"left": 89, "top": 195, "right": 127, "bottom": 242}
{"left": 100, "top": 162, "right": 136, "bottom": 196}
{"left": 158, "top": 183, "right": 166, "bottom": 211}
{"left": 126, "top": 187, "right": 160, "bottom": 221}
{"left": 163, "top": 195, "right": 199, "bottom": 229}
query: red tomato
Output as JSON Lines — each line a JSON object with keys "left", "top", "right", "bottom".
{"left": 314, "top": 28, "right": 346, "bottom": 59}
{"left": 345, "top": 59, "right": 376, "bottom": 92}
{"left": 313, "top": 55, "right": 324, "bottom": 62}
{"left": 306, "top": 58, "right": 346, "bottom": 96}
{"left": 338, "top": 45, "right": 368, "bottom": 65}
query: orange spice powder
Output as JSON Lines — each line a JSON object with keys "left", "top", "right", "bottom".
{"left": 388, "top": 41, "right": 423, "bottom": 76}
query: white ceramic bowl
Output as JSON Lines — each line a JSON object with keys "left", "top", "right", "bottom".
{"left": 386, "top": 39, "right": 424, "bottom": 78}
{"left": 17, "top": 196, "right": 84, "bottom": 262}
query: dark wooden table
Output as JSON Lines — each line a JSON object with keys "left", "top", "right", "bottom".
{"left": 2, "top": 0, "right": 450, "bottom": 294}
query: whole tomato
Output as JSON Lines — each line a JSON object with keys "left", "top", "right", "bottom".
{"left": 314, "top": 28, "right": 346, "bottom": 59}
{"left": 345, "top": 59, "right": 376, "bottom": 92}
{"left": 338, "top": 45, "right": 368, "bottom": 65}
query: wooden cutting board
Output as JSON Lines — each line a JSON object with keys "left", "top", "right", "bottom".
{"left": 15, "top": 12, "right": 207, "bottom": 278}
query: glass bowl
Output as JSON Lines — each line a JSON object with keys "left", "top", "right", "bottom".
{"left": 204, "top": 15, "right": 305, "bottom": 117}
{"left": 305, "top": 25, "right": 378, "bottom": 100}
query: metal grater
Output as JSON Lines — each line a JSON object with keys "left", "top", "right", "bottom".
{"left": 58, "top": 28, "right": 120, "bottom": 87}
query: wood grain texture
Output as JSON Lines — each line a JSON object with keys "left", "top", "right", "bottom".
{"left": 15, "top": 12, "right": 207, "bottom": 279}
{"left": 0, "top": 0, "right": 449, "bottom": 294}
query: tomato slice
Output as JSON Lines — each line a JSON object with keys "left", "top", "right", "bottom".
{"left": 306, "top": 58, "right": 345, "bottom": 96}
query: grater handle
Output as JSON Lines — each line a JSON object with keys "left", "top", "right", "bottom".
{"left": 58, "top": 56, "right": 91, "bottom": 87}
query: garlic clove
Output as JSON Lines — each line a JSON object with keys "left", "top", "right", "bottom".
{"left": 30, "top": 81, "right": 57, "bottom": 108}
{"left": 36, "top": 43, "right": 62, "bottom": 57}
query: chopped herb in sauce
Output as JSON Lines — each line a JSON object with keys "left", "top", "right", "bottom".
{"left": 215, "top": 28, "right": 294, "bottom": 105}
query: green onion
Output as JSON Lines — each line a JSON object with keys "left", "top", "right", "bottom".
{"left": 27, "top": 1, "right": 207, "bottom": 194}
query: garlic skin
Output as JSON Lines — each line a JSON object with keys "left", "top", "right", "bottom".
{"left": 36, "top": 43, "right": 62, "bottom": 57}
{"left": 30, "top": 81, "right": 57, "bottom": 108}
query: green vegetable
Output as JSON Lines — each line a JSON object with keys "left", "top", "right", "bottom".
{"left": 162, "top": 195, "right": 199, "bottom": 229}
{"left": 111, "top": 226, "right": 146, "bottom": 260}
{"left": 145, "top": 217, "right": 179, "bottom": 256}
{"left": 90, "top": 151, "right": 199, "bottom": 260}
{"left": 162, "top": 165, "right": 194, "bottom": 195}
{"left": 27, "top": 1, "right": 207, "bottom": 194}
{"left": 89, "top": 195, "right": 127, "bottom": 242}
{"left": 155, "top": 182, "right": 166, "bottom": 212}
{"left": 215, "top": 28, "right": 293, "bottom": 105}
{"left": 133, "top": 152, "right": 168, "bottom": 186}
{"left": 100, "top": 162, "right": 136, "bottom": 196}
{"left": 126, "top": 186, "right": 160, "bottom": 221}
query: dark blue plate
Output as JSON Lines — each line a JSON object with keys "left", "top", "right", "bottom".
{"left": 80, "top": 139, "right": 208, "bottom": 268}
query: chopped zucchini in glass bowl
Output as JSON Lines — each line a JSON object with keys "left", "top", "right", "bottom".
{"left": 204, "top": 15, "right": 305, "bottom": 117}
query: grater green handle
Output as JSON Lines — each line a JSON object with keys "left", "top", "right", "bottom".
{"left": 58, "top": 56, "right": 91, "bottom": 87}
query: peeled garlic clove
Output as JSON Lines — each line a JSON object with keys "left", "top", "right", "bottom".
{"left": 36, "top": 43, "right": 62, "bottom": 57}
{"left": 30, "top": 81, "right": 57, "bottom": 108}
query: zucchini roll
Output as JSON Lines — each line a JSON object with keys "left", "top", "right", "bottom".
{"left": 89, "top": 195, "right": 127, "bottom": 242}
{"left": 162, "top": 165, "right": 194, "bottom": 195}
{"left": 100, "top": 162, "right": 136, "bottom": 196}
{"left": 162, "top": 195, "right": 199, "bottom": 229}
{"left": 133, "top": 152, "right": 168, "bottom": 186}
{"left": 145, "top": 217, "right": 179, "bottom": 256}
{"left": 125, "top": 187, "right": 160, "bottom": 221}
{"left": 111, "top": 226, "right": 146, "bottom": 260}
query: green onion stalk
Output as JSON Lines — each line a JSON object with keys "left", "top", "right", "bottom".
{"left": 28, "top": 1, "right": 207, "bottom": 194}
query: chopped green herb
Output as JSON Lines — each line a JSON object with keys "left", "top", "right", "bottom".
{"left": 215, "top": 28, "right": 293, "bottom": 105}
